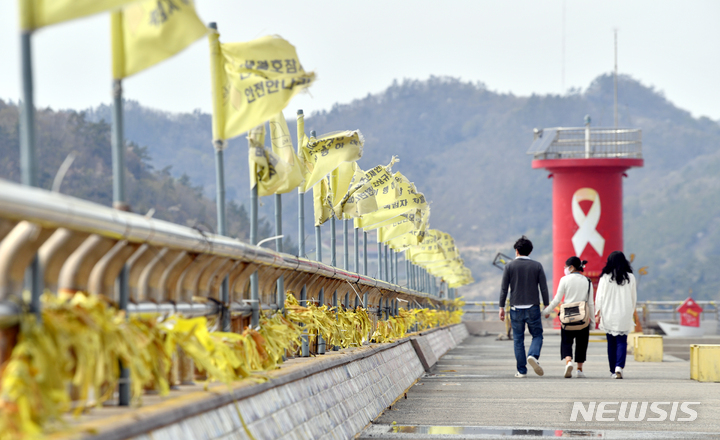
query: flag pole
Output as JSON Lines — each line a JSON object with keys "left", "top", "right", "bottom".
{"left": 363, "top": 231, "right": 368, "bottom": 276}
{"left": 297, "top": 112, "right": 306, "bottom": 259}
{"left": 110, "top": 11, "right": 132, "bottom": 405}
{"left": 330, "top": 216, "right": 336, "bottom": 267}
{"left": 343, "top": 219, "right": 349, "bottom": 270}
{"left": 274, "top": 193, "right": 283, "bottom": 311}
{"left": 362, "top": 229, "right": 368, "bottom": 313}
{"left": 207, "top": 22, "right": 231, "bottom": 331}
{"left": 249, "top": 147, "right": 259, "bottom": 328}
{"left": 314, "top": 174, "right": 325, "bottom": 354}
{"left": 394, "top": 250, "right": 399, "bottom": 285}
{"left": 354, "top": 227, "right": 359, "bottom": 273}
{"left": 19, "top": 14, "right": 42, "bottom": 321}
{"left": 111, "top": 77, "right": 132, "bottom": 406}
{"left": 297, "top": 111, "right": 309, "bottom": 355}
{"left": 405, "top": 256, "right": 410, "bottom": 288}
{"left": 377, "top": 233, "right": 383, "bottom": 280}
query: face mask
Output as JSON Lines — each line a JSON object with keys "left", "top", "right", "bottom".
{"left": 564, "top": 267, "right": 572, "bottom": 276}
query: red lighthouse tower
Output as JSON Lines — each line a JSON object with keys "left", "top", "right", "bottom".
{"left": 528, "top": 117, "right": 643, "bottom": 294}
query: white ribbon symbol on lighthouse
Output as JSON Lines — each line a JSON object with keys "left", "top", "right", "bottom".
{"left": 571, "top": 188, "right": 605, "bottom": 257}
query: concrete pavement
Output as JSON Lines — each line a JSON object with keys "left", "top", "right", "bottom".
{"left": 359, "top": 332, "right": 720, "bottom": 439}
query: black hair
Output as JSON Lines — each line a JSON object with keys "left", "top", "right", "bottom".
{"left": 565, "top": 256, "right": 588, "bottom": 273}
{"left": 514, "top": 235, "right": 533, "bottom": 256}
{"left": 601, "top": 251, "right": 633, "bottom": 285}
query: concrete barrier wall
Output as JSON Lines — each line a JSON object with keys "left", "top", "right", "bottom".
{"left": 113, "top": 324, "right": 468, "bottom": 440}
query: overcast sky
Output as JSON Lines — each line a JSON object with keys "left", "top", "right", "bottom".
{"left": 1, "top": 1, "right": 719, "bottom": 121}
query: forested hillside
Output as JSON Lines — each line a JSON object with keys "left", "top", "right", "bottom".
{"left": 0, "top": 100, "right": 284, "bottom": 249}
{"left": 6, "top": 73, "right": 719, "bottom": 301}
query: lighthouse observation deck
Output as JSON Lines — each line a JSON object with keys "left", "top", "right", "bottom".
{"left": 528, "top": 127, "right": 643, "bottom": 160}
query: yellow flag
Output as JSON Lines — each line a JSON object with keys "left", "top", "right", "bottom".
{"left": 377, "top": 208, "right": 427, "bottom": 243}
{"left": 388, "top": 228, "right": 427, "bottom": 250}
{"left": 111, "top": 0, "right": 207, "bottom": 79}
{"left": 268, "top": 112, "right": 305, "bottom": 194}
{"left": 387, "top": 207, "right": 429, "bottom": 250}
{"left": 410, "top": 230, "right": 463, "bottom": 266}
{"left": 333, "top": 163, "right": 378, "bottom": 220}
{"left": 355, "top": 172, "right": 426, "bottom": 230}
{"left": 313, "top": 178, "right": 332, "bottom": 226}
{"left": 312, "top": 162, "right": 356, "bottom": 225}
{"left": 19, "top": 0, "right": 135, "bottom": 30}
{"left": 301, "top": 131, "right": 364, "bottom": 192}
{"left": 209, "top": 30, "right": 315, "bottom": 142}
{"left": 434, "top": 231, "right": 460, "bottom": 260}
{"left": 328, "top": 162, "right": 355, "bottom": 208}
{"left": 407, "top": 230, "right": 445, "bottom": 264}
{"left": 377, "top": 215, "right": 416, "bottom": 243}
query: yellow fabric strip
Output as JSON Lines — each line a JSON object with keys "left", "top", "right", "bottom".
{"left": 111, "top": 0, "right": 207, "bottom": 79}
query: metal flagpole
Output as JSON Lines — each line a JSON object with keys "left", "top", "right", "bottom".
{"left": 377, "top": 234, "right": 383, "bottom": 280}
{"left": 300, "top": 285, "right": 309, "bottom": 356}
{"left": 19, "top": 17, "right": 41, "bottom": 321}
{"left": 343, "top": 219, "right": 349, "bottom": 271}
{"left": 394, "top": 251, "right": 398, "bottom": 285}
{"left": 332, "top": 290, "right": 339, "bottom": 350}
{"left": 363, "top": 231, "right": 368, "bottom": 276}
{"left": 384, "top": 244, "right": 389, "bottom": 283}
{"left": 214, "top": 128, "right": 230, "bottom": 330}
{"left": 112, "top": 77, "right": 132, "bottom": 406}
{"left": 354, "top": 227, "right": 359, "bottom": 273}
{"left": 297, "top": 113, "right": 306, "bottom": 258}
{"left": 250, "top": 185, "right": 259, "bottom": 327}
{"left": 297, "top": 112, "right": 309, "bottom": 356}
{"left": 389, "top": 247, "right": 394, "bottom": 283}
{"left": 315, "top": 224, "right": 322, "bottom": 263}
{"left": 315, "top": 194, "right": 325, "bottom": 354}
{"left": 109, "top": 13, "right": 132, "bottom": 405}
{"left": 317, "top": 287, "right": 325, "bottom": 354}
{"left": 330, "top": 216, "right": 337, "bottom": 267}
{"left": 405, "top": 258, "right": 410, "bottom": 288}
{"left": 207, "top": 22, "right": 230, "bottom": 330}
{"left": 275, "top": 193, "right": 284, "bottom": 311}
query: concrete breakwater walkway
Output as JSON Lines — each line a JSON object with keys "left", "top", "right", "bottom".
{"left": 361, "top": 333, "right": 720, "bottom": 439}
{"left": 56, "top": 325, "right": 467, "bottom": 440}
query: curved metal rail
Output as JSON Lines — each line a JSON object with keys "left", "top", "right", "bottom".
{"left": 0, "top": 179, "right": 438, "bottom": 320}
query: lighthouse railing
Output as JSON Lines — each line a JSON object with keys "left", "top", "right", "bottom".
{"left": 528, "top": 127, "right": 642, "bottom": 160}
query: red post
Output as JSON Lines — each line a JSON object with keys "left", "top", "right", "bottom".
{"left": 532, "top": 158, "right": 643, "bottom": 295}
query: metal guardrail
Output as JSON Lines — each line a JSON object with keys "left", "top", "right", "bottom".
{"left": 528, "top": 127, "right": 642, "bottom": 160}
{"left": 0, "top": 179, "right": 439, "bottom": 324}
{"left": 462, "top": 301, "right": 720, "bottom": 326}
{"left": 637, "top": 301, "right": 719, "bottom": 327}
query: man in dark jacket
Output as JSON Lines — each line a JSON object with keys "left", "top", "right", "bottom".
{"left": 499, "top": 236, "right": 549, "bottom": 377}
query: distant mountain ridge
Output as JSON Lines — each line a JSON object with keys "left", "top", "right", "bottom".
{"left": 84, "top": 74, "right": 720, "bottom": 301}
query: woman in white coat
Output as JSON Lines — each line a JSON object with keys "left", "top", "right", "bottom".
{"left": 543, "top": 256, "right": 594, "bottom": 378}
{"left": 594, "top": 251, "right": 637, "bottom": 379}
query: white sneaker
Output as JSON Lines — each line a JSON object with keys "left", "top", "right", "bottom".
{"left": 611, "top": 373, "right": 617, "bottom": 379}
{"left": 614, "top": 367, "right": 623, "bottom": 379}
{"left": 564, "top": 362, "right": 573, "bottom": 378}
{"left": 527, "top": 356, "right": 544, "bottom": 376}
{"left": 575, "top": 370, "right": 586, "bottom": 378}
{"left": 515, "top": 372, "right": 527, "bottom": 378}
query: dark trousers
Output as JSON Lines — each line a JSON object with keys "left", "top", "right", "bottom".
{"left": 606, "top": 333, "right": 628, "bottom": 373}
{"left": 560, "top": 325, "right": 589, "bottom": 363}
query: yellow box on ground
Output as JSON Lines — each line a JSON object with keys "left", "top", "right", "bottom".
{"left": 690, "top": 345, "right": 720, "bottom": 382}
{"left": 634, "top": 335, "right": 663, "bottom": 362}
{"left": 626, "top": 332, "right": 642, "bottom": 354}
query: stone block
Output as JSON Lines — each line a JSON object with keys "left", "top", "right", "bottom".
{"left": 410, "top": 335, "right": 438, "bottom": 372}
{"left": 690, "top": 344, "right": 720, "bottom": 382}
{"left": 634, "top": 335, "right": 663, "bottom": 362}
